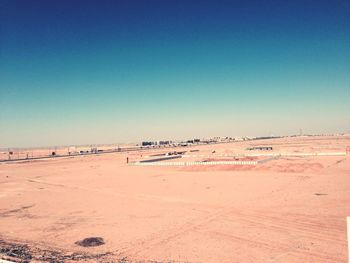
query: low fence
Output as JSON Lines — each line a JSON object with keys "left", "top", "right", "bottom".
{"left": 182, "top": 152, "right": 347, "bottom": 158}
{"left": 131, "top": 160, "right": 258, "bottom": 166}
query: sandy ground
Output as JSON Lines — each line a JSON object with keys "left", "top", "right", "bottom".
{"left": 0, "top": 135, "right": 349, "bottom": 262}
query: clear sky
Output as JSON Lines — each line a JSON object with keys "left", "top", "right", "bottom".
{"left": 1, "top": 0, "right": 349, "bottom": 148}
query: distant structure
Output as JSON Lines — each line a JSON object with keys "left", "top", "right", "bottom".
{"left": 142, "top": 141, "right": 154, "bottom": 146}
{"left": 247, "top": 146, "right": 273, "bottom": 151}
{"left": 158, "top": 140, "right": 171, "bottom": 145}
{"left": 141, "top": 140, "right": 172, "bottom": 147}
{"left": 140, "top": 136, "right": 247, "bottom": 148}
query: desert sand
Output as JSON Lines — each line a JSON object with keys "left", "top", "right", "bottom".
{"left": 0, "top": 135, "right": 349, "bottom": 262}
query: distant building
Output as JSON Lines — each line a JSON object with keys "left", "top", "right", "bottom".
{"left": 186, "top": 139, "right": 200, "bottom": 144}
{"left": 142, "top": 141, "right": 154, "bottom": 146}
{"left": 158, "top": 140, "right": 171, "bottom": 145}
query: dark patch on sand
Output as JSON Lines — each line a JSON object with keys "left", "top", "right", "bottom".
{"left": 0, "top": 238, "right": 112, "bottom": 262}
{"left": 75, "top": 237, "right": 105, "bottom": 247}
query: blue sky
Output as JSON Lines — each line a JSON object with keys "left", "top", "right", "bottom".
{"left": 1, "top": 0, "right": 349, "bottom": 147}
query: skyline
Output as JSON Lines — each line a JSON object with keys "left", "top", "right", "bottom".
{"left": 1, "top": 0, "right": 350, "bottom": 148}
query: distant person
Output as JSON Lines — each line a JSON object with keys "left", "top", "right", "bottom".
{"left": 126, "top": 157, "right": 129, "bottom": 164}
